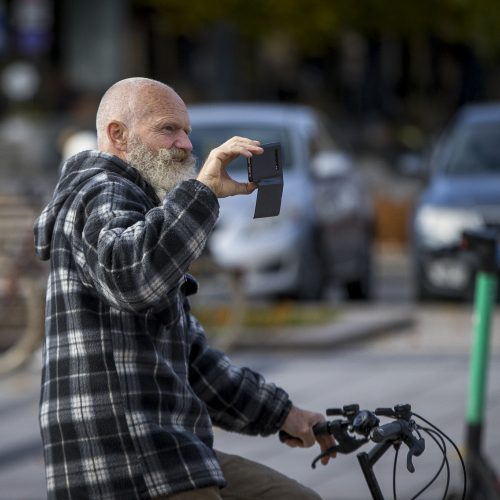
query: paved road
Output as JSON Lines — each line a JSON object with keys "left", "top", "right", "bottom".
{"left": 214, "top": 341, "right": 499, "bottom": 499}
{"left": 1, "top": 248, "right": 499, "bottom": 499}
{"left": 0, "top": 362, "right": 44, "bottom": 500}
{"left": 0, "top": 304, "right": 499, "bottom": 500}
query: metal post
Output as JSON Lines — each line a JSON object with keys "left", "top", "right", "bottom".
{"left": 466, "top": 271, "right": 496, "bottom": 453}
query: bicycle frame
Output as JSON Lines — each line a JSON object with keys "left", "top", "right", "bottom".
{"left": 357, "top": 441, "right": 394, "bottom": 500}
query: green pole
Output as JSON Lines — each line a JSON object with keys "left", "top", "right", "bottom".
{"left": 466, "top": 271, "right": 496, "bottom": 425}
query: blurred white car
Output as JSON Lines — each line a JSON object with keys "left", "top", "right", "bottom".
{"left": 189, "top": 103, "right": 375, "bottom": 300}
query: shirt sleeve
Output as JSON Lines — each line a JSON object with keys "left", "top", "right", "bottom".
{"left": 187, "top": 313, "right": 292, "bottom": 436}
{"left": 77, "top": 177, "right": 219, "bottom": 313}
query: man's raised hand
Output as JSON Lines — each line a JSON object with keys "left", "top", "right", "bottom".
{"left": 197, "top": 136, "right": 262, "bottom": 198}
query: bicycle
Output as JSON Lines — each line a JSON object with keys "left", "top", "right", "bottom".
{"left": 280, "top": 403, "right": 466, "bottom": 500}
{"left": 0, "top": 230, "right": 47, "bottom": 375}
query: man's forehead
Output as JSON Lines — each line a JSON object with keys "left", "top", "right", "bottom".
{"left": 138, "top": 86, "right": 189, "bottom": 123}
{"left": 144, "top": 84, "right": 179, "bottom": 105}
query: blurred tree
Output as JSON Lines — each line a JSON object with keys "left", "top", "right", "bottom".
{"left": 132, "top": 0, "right": 500, "bottom": 154}
{"left": 138, "top": 0, "right": 500, "bottom": 57}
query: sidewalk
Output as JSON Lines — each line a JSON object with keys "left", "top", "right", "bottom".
{"left": 231, "top": 304, "right": 415, "bottom": 351}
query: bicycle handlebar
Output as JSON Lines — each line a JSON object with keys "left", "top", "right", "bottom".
{"left": 371, "top": 419, "right": 425, "bottom": 472}
{"left": 279, "top": 403, "right": 425, "bottom": 472}
{"left": 371, "top": 420, "right": 406, "bottom": 442}
{"left": 278, "top": 422, "right": 329, "bottom": 443}
{"left": 311, "top": 421, "right": 329, "bottom": 437}
{"left": 283, "top": 404, "right": 465, "bottom": 499}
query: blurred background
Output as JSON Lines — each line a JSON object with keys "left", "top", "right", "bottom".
{"left": 0, "top": 0, "right": 499, "bottom": 498}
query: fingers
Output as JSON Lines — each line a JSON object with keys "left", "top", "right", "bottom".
{"left": 197, "top": 136, "right": 262, "bottom": 198}
{"left": 282, "top": 429, "right": 316, "bottom": 448}
{"left": 230, "top": 180, "right": 258, "bottom": 196}
{"left": 317, "top": 434, "right": 337, "bottom": 465}
{"left": 244, "top": 181, "right": 258, "bottom": 194}
{"left": 281, "top": 428, "right": 337, "bottom": 465}
{"left": 280, "top": 406, "right": 337, "bottom": 466}
{"left": 210, "top": 136, "right": 262, "bottom": 163}
{"left": 222, "top": 136, "right": 263, "bottom": 158}
{"left": 282, "top": 436, "right": 304, "bottom": 448}
{"left": 280, "top": 406, "right": 322, "bottom": 448}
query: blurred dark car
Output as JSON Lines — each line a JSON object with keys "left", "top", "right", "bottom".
{"left": 188, "top": 103, "right": 375, "bottom": 300}
{"left": 411, "top": 102, "right": 500, "bottom": 300}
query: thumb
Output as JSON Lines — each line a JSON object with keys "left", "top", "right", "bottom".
{"left": 225, "top": 181, "right": 257, "bottom": 197}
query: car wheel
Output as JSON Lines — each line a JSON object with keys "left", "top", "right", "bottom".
{"left": 413, "top": 258, "right": 435, "bottom": 302}
{"left": 294, "top": 240, "right": 327, "bottom": 301}
{"left": 414, "top": 273, "right": 433, "bottom": 302}
{"left": 344, "top": 244, "right": 373, "bottom": 301}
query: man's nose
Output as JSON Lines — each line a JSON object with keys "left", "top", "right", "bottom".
{"left": 175, "top": 131, "right": 193, "bottom": 151}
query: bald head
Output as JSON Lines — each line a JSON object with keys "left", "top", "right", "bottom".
{"left": 95, "top": 77, "right": 191, "bottom": 159}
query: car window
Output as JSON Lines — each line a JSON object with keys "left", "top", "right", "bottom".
{"left": 189, "top": 126, "right": 293, "bottom": 170}
{"left": 442, "top": 122, "right": 500, "bottom": 174}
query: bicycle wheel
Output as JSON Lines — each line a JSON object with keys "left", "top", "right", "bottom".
{"left": 0, "top": 277, "right": 45, "bottom": 375}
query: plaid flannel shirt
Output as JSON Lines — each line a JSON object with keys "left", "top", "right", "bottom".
{"left": 34, "top": 151, "right": 292, "bottom": 500}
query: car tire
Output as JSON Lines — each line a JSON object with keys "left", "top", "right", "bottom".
{"left": 413, "top": 257, "right": 436, "bottom": 302}
{"left": 294, "top": 239, "right": 327, "bottom": 301}
{"left": 344, "top": 243, "right": 373, "bottom": 301}
{"left": 415, "top": 274, "right": 433, "bottom": 302}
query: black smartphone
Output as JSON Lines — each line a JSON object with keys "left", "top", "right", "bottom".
{"left": 246, "top": 142, "right": 284, "bottom": 218}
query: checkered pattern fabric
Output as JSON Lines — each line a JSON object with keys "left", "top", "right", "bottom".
{"left": 34, "top": 151, "right": 292, "bottom": 500}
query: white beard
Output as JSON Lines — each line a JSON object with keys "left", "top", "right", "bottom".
{"left": 127, "top": 138, "right": 197, "bottom": 200}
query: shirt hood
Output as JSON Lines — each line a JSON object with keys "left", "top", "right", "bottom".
{"left": 34, "top": 150, "right": 156, "bottom": 261}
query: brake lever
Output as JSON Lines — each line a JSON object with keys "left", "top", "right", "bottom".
{"left": 279, "top": 419, "right": 369, "bottom": 468}
{"left": 310, "top": 420, "right": 368, "bottom": 469}
{"left": 404, "top": 434, "right": 425, "bottom": 473}
{"left": 329, "top": 420, "right": 369, "bottom": 453}
{"left": 311, "top": 438, "right": 368, "bottom": 469}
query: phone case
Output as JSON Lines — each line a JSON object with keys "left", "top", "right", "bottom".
{"left": 247, "top": 143, "right": 284, "bottom": 218}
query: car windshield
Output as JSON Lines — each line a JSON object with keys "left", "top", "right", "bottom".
{"left": 441, "top": 122, "right": 500, "bottom": 174}
{"left": 189, "top": 125, "right": 293, "bottom": 171}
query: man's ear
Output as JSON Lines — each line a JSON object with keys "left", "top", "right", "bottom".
{"left": 107, "top": 121, "right": 128, "bottom": 153}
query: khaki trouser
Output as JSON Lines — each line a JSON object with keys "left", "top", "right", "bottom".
{"left": 156, "top": 450, "right": 322, "bottom": 499}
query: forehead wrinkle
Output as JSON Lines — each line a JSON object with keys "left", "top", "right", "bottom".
{"left": 134, "top": 89, "right": 189, "bottom": 130}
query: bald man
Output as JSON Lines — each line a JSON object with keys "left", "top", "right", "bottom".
{"left": 34, "top": 78, "right": 334, "bottom": 500}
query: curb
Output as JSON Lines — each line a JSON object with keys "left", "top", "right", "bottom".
{"left": 230, "top": 306, "right": 416, "bottom": 351}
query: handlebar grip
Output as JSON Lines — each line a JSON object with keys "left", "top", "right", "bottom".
{"left": 371, "top": 421, "right": 405, "bottom": 443}
{"left": 312, "top": 421, "right": 330, "bottom": 436}
{"left": 279, "top": 421, "right": 330, "bottom": 443}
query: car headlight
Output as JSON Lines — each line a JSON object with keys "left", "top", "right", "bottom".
{"left": 414, "top": 205, "right": 483, "bottom": 248}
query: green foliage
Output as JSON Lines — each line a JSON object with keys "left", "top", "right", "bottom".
{"left": 192, "top": 302, "right": 339, "bottom": 329}
{"left": 141, "top": 0, "right": 341, "bottom": 52}
{"left": 138, "top": 0, "right": 500, "bottom": 55}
